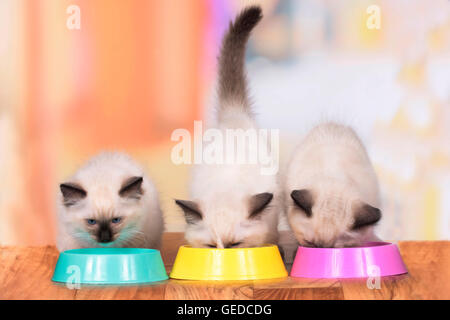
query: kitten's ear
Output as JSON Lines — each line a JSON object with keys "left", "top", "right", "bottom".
{"left": 352, "top": 202, "right": 382, "bottom": 230}
{"left": 290, "top": 189, "right": 314, "bottom": 217}
{"left": 119, "top": 176, "right": 143, "bottom": 199}
{"left": 175, "top": 200, "right": 203, "bottom": 225}
{"left": 60, "top": 183, "right": 87, "bottom": 207}
{"left": 248, "top": 192, "right": 273, "bottom": 219}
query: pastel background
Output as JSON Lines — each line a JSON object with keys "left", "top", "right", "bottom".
{"left": 0, "top": 0, "right": 449, "bottom": 246}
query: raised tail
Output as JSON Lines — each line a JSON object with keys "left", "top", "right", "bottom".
{"left": 217, "top": 5, "right": 262, "bottom": 118}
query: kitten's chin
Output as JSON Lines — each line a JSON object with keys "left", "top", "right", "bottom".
{"left": 97, "top": 241, "right": 116, "bottom": 247}
{"left": 333, "top": 239, "right": 365, "bottom": 248}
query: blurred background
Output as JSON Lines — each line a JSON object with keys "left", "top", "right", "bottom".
{"left": 0, "top": 0, "right": 449, "bottom": 246}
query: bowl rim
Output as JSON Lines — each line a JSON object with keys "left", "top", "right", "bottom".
{"left": 178, "top": 244, "right": 279, "bottom": 251}
{"left": 297, "top": 241, "right": 395, "bottom": 251}
{"left": 60, "top": 247, "right": 160, "bottom": 256}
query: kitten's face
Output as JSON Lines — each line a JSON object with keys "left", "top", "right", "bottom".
{"left": 83, "top": 216, "right": 125, "bottom": 244}
{"left": 287, "top": 188, "right": 381, "bottom": 248}
{"left": 176, "top": 193, "right": 274, "bottom": 248}
{"left": 60, "top": 176, "right": 145, "bottom": 246}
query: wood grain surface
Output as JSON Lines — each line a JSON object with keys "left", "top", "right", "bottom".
{"left": 0, "top": 233, "right": 448, "bottom": 300}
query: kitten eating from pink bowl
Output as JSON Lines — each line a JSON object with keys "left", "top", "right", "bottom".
{"left": 290, "top": 242, "right": 408, "bottom": 279}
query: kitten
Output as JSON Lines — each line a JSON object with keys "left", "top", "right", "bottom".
{"left": 174, "top": 6, "right": 280, "bottom": 248}
{"left": 284, "top": 122, "right": 382, "bottom": 248}
{"left": 56, "top": 152, "right": 164, "bottom": 251}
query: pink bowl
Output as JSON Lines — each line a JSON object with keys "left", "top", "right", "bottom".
{"left": 290, "top": 242, "right": 408, "bottom": 279}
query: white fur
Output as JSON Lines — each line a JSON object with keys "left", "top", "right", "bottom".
{"left": 56, "top": 152, "right": 163, "bottom": 251}
{"left": 284, "top": 122, "right": 381, "bottom": 247}
{"left": 185, "top": 106, "right": 280, "bottom": 248}
{"left": 182, "top": 6, "right": 280, "bottom": 248}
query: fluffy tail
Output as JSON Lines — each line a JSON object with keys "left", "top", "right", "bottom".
{"left": 217, "top": 5, "right": 262, "bottom": 118}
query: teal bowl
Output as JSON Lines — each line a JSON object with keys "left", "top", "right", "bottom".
{"left": 52, "top": 248, "right": 168, "bottom": 285}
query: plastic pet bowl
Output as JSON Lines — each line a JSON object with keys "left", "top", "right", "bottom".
{"left": 170, "top": 245, "right": 288, "bottom": 281}
{"left": 52, "top": 248, "right": 168, "bottom": 285}
{"left": 290, "top": 242, "right": 408, "bottom": 279}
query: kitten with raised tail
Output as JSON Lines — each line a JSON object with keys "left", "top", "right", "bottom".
{"left": 174, "top": 6, "right": 280, "bottom": 248}
{"left": 57, "top": 152, "right": 164, "bottom": 251}
{"left": 284, "top": 122, "right": 382, "bottom": 248}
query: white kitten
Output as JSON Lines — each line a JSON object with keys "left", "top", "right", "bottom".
{"left": 175, "top": 6, "right": 280, "bottom": 248}
{"left": 57, "top": 152, "right": 164, "bottom": 251}
{"left": 284, "top": 122, "right": 382, "bottom": 248}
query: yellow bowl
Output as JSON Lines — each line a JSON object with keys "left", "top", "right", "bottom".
{"left": 169, "top": 245, "right": 288, "bottom": 281}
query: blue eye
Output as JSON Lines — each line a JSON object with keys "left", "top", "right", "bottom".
{"left": 111, "top": 217, "right": 122, "bottom": 224}
{"left": 86, "top": 219, "right": 96, "bottom": 225}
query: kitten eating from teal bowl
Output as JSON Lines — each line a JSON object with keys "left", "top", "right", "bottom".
{"left": 52, "top": 248, "right": 168, "bottom": 285}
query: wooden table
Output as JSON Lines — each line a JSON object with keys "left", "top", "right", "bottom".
{"left": 0, "top": 233, "right": 448, "bottom": 299}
